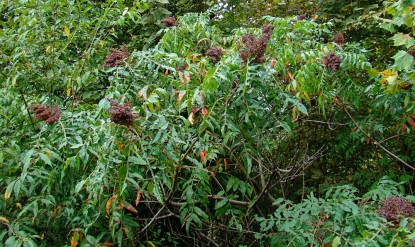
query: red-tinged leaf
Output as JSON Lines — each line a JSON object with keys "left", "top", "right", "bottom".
{"left": 351, "top": 127, "right": 357, "bottom": 132}
{"left": 224, "top": 159, "right": 228, "bottom": 170}
{"left": 102, "top": 242, "right": 113, "bottom": 246}
{"left": 135, "top": 189, "right": 143, "bottom": 206}
{"left": 398, "top": 84, "right": 413, "bottom": 90}
{"left": 178, "top": 71, "right": 184, "bottom": 84}
{"left": 366, "top": 137, "right": 370, "bottom": 145}
{"left": 202, "top": 107, "right": 208, "bottom": 116}
{"left": 402, "top": 124, "right": 407, "bottom": 133}
{"left": 118, "top": 200, "right": 125, "bottom": 210}
{"left": 106, "top": 195, "right": 116, "bottom": 216}
{"left": 199, "top": 92, "right": 205, "bottom": 103}
{"left": 177, "top": 92, "right": 185, "bottom": 102}
{"left": 122, "top": 227, "right": 129, "bottom": 234}
{"left": 410, "top": 113, "right": 415, "bottom": 120}
{"left": 185, "top": 74, "right": 190, "bottom": 83}
{"left": 407, "top": 117, "right": 415, "bottom": 130}
{"left": 164, "top": 69, "right": 169, "bottom": 75}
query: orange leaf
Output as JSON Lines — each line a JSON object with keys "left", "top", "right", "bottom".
{"left": 270, "top": 59, "right": 276, "bottom": 68}
{"left": 402, "top": 124, "right": 407, "bottom": 133}
{"left": 71, "top": 234, "right": 79, "bottom": 247}
{"left": 224, "top": 158, "right": 228, "bottom": 170}
{"left": 106, "top": 195, "right": 116, "bottom": 216}
{"left": 126, "top": 204, "right": 138, "bottom": 214}
{"left": 122, "top": 227, "right": 129, "bottom": 234}
{"left": 407, "top": 117, "right": 415, "bottom": 130}
{"left": 201, "top": 107, "right": 208, "bottom": 116}
{"left": 135, "top": 189, "right": 143, "bottom": 206}
{"left": 410, "top": 113, "right": 415, "bottom": 120}
{"left": 102, "top": 242, "right": 113, "bottom": 247}
{"left": 200, "top": 150, "right": 208, "bottom": 163}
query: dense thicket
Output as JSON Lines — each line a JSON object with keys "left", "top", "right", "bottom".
{"left": 1, "top": 0, "right": 415, "bottom": 246}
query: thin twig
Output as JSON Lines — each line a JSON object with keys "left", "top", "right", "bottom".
{"left": 344, "top": 108, "right": 415, "bottom": 171}
{"left": 138, "top": 205, "right": 166, "bottom": 234}
{"left": 20, "top": 90, "right": 36, "bottom": 131}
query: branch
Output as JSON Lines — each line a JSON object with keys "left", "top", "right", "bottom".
{"left": 166, "top": 195, "right": 250, "bottom": 207}
{"left": 344, "top": 108, "right": 415, "bottom": 171}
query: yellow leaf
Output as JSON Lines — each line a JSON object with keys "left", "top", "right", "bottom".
{"left": 16, "top": 203, "right": 22, "bottom": 210}
{"left": 147, "top": 241, "right": 156, "bottom": 247}
{"left": 106, "top": 195, "right": 116, "bottom": 216}
{"left": 66, "top": 88, "right": 71, "bottom": 97}
{"left": 4, "top": 191, "right": 11, "bottom": 200}
{"left": 0, "top": 216, "right": 9, "bottom": 223}
{"left": 188, "top": 113, "right": 194, "bottom": 125}
{"left": 64, "top": 26, "right": 70, "bottom": 38}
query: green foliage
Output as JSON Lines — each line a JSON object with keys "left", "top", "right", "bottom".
{"left": 256, "top": 178, "right": 415, "bottom": 246}
{"left": 1, "top": 1, "right": 415, "bottom": 246}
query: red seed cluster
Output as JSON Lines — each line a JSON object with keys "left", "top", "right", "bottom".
{"left": 107, "top": 99, "right": 138, "bottom": 126}
{"left": 104, "top": 46, "right": 130, "bottom": 67}
{"left": 377, "top": 196, "right": 415, "bottom": 223}
{"left": 176, "top": 62, "right": 188, "bottom": 72}
{"left": 334, "top": 32, "right": 345, "bottom": 45}
{"left": 161, "top": 17, "right": 177, "bottom": 27}
{"left": 296, "top": 14, "right": 307, "bottom": 21}
{"left": 239, "top": 25, "right": 274, "bottom": 64}
{"left": 323, "top": 52, "right": 341, "bottom": 71}
{"left": 27, "top": 104, "right": 61, "bottom": 124}
{"left": 205, "top": 46, "right": 222, "bottom": 63}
